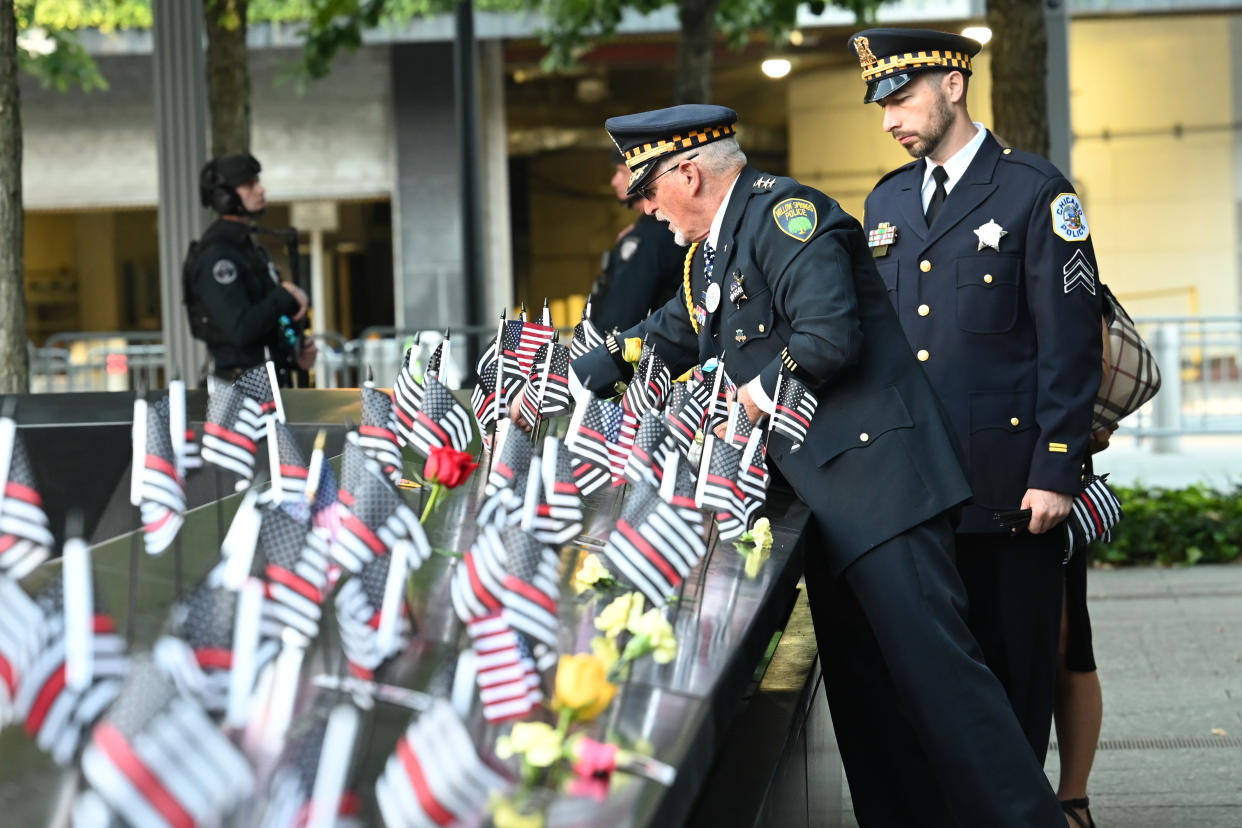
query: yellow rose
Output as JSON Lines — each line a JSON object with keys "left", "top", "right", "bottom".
{"left": 744, "top": 544, "right": 771, "bottom": 579}
{"left": 622, "top": 337, "right": 643, "bottom": 364}
{"left": 499, "top": 721, "right": 564, "bottom": 768}
{"left": 595, "top": 592, "right": 644, "bottom": 640}
{"left": 572, "top": 553, "right": 610, "bottom": 594}
{"left": 751, "top": 517, "right": 773, "bottom": 553}
{"left": 590, "top": 635, "right": 620, "bottom": 673}
{"left": 627, "top": 608, "right": 678, "bottom": 664}
{"left": 553, "top": 653, "right": 618, "bottom": 721}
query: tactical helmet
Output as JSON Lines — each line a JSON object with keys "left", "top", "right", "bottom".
{"left": 199, "top": 153, "right": 262, "bottom": 216}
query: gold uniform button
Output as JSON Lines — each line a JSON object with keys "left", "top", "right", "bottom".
{"left": 984, "top": 274, "right": 993, "bottom": 284}
{"left": 1010, "top": 417, "right": 1020, "bottom": 426}
{"left": 917, "top": 304, "right": 930, "bottom": 317}
{"left": 859, "top": 432, "right": 869, "bottom": 442}
{"left": 917, "top": 349, "right": 929, "bottom": 362}
{"left": 919, "top": 260, "right": 932, "bottom": 273}
{"left": 1003, "top": 148, "right": 1013, "bottom": 155}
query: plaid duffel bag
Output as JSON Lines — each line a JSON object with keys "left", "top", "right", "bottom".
{"left": 1091, "top": 285, "right": 1161, "bottom": 448}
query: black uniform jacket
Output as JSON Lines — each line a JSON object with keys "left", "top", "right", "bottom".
{"left": 591, "top": 212, "right": 687, "bottom": 334}
{"left": 187, "top": 218, "right": 300, "bottom": 373}
{"left": 863, "top": 133, "right": 1102, "bottom": 532}
{"left": 574, "top": 166, "right": 972, "bottom": 575}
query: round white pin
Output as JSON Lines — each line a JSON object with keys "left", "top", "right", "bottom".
{"left": 705, "top": 282, "right": 721, "bottom": 312}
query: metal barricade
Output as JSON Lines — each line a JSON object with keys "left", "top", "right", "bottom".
{"left": 31, "top": 331, "right": 165, "bottom": 392}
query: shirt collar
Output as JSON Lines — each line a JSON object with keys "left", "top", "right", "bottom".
{"left": 922, "top": 122, "right": 988, "bottom": 193}
{"left": 707, "top": 171, "right": 743, "bottom": 250}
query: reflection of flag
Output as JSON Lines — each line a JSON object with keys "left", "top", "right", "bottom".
{"left": 375, "top": 700, "right": 508, "bottom": 825}
{"left": 602, "top": 482, "right": 705, "bottom": 608}
{"left": 202, "top": 381, "right": 266, "bottom": 482}
{"left": 477, "top": 426, "right": 533, "bottom": 529}
{"left": 332, "top": 462, "right": 428, "bottom": 576}
{"left": 138, "top": 397, "right": 186, "bottom": 556}
{"left": 565, "top": 395, "right": 625, "bottom": 494}
{"left": 569, "top": 307, "right": 605, "bottom": 360}
{"left": 465, "top": 613, "right": 542, "bottom": 723}
{"left": 335, "top": 549, "right": 413, "bottom": 679}
{"left": 258, "top": 502, "right": 330, "bottom": 647}
{"left": 526, "top": 440, "right": 583, "bottom": 546}
{"left": 17, "top": 581, "right": 128, "bottom": 765}
{"left": 359, "top": 384, "right": 403, "bottom": 483}
{"left": 695, "top": 436, "right": 747, "bottom": 540}
{"left": 0, "top": 576, "right": 41, "bottom": 728}
{"left": 78, "top": 659, "right": 253, "bottom": 827}
{"left": 308, "top": 453, "right": 342, "bottom": 541}
{"left": 0, "top": 425, "right": 54, "bottom": 580}
{"left": 405, "top": 375, "right": 474, "bottom": 458}
{"left": 770, "top": 373, "right": 818, "bottom": 452}
{"left": 666, "top": 378, "right": 710, "bottom": 456}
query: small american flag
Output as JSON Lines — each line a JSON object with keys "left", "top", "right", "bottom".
{"left": 331, "top": 461, "right": 429, "bottom": 576}
{"left": 565, "top": 395, "right": 626, "bottom": 491}
{"left": 694, "top": 435, "right": 748, "bottom": 540}
{"left": 569, "top": 303, "right": 606, "bottom": 360}
{"left": 405, "top": 374, "right": 474, "bottom": 459}
{"left": 665, "top": 377, "right": 710, "bottom": 457}
{"left": 571, "top": 457, "right": 612, "bottom": 498}
{"left": 737, "top": 430, "right": 771, "bottom": 526}
{"left": 393, "top": 348, "right": 426, "bottom": 441}
{"left": 181, "top": 427, "right": 203, "bottom": 472}
{"left": 307, "top": 446, "right": 342, "bottom": 542}
{"left": 77, "top": 658, "right": 254, "bottom": 827}
{"left": 0, "top": 424, "right": 54, "bottom": 580}
{"left": 513, "top": 309, "right": 557, "bottom": 377}
{"left": 375, "top": 700, "right": 509, "bottom": 824}
{"left": 704, "top": 362, "right": 737, "bottom": 435}
{"left": 265, "top": 419, "right": 311, "bottom": 509}
{"left": 258, "top": 501, "right": 331, "bottom": 648}
{"left": 334, "top": 549, "right": 414, "bottom": 679}
{"left": 725, "top": 399, "right": 755, "bottom": 451}
{"left": 0, "top": 575, "right": 41, "bottom": 728}
{"left": 16, "top": 580, "right": 128, "bottom": 765}
{"left": 202, "top": 381, "right": 267, "bottom": 483}
{"left": 138, "top": 397, "right": 186, "bottom": 556}
{"left": 464, "top": 613, "right": 543, "bottom": 724}
{"left": 770, "top": 372, "right": 818, "bottom": 452}
{"left": 624, "top": 410, "right": 671, "bottom": 487}
{"left": 476, "top": 424, "right": 533, "bottom": 529}
{"left": 525, "top": 439, "right": 584, "bottom": 546}
{"left": 1065, "top": 474, "right": 1123, "bottom": 560}
{"left": 259, "top": 700, "right": 364, "bottom": 828}
{"left": 517, "top": 341, "right": 573, "bottom": 423}
{"left": 236, "top": 363, "right": 281, "bottom": 421}
{"left": 424, "top": 336, "right": 449, "bottom": 381}
{"left": 601, "top": 481, "right": 705, "bottom": 608}
{"left": 470, "top": 357, "right": 500, "bottom": 431}
{"left": 359, "top": 383, "right": 404, "bottom": 483}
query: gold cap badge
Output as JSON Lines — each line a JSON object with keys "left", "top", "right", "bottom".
{"left": 853, "top": 36, "right": 877, "bottom": 70}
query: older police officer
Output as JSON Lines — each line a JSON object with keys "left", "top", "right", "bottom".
{"left": 849, "top": 28, "right": 1103, "bottom": 772}
{"left": 563, "top": 105, "right": 1066, "bottom": 827}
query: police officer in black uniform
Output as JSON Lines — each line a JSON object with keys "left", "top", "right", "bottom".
{"left": 849, "top": 28, "right": 1103, "bottom": 769}
{"left": 185, "top": 153, "right": 316, "bottom": 386}
{"left": 555, "top": 105, "right": 1066, "bottom": 827}
{"left": 587, "top": 150, "right": 686, "bottom": 333}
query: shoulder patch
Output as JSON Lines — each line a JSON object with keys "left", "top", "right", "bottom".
{"left": 212, "top": 259, "right": 238, "bottom": 285}
{"left": 772, "top": 198, "right": 817, "bottom": 242}
{"left": 1051, "top": 193, "right": 1090, "bottom": 242}
{"left": 619, "top": 236, "right": 641, "bottom": 261}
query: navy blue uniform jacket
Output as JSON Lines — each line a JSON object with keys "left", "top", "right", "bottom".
{"left": 574, "top": 166, "right": 971, "bottom": 575}
{"left": 590, "top": 212, "right": 686, "bottom": 334}
{"left": 863, "top": 134, "right": 1103, "bottom": 532}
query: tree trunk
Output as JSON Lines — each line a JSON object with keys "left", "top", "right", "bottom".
{"left": 675, "top": 0, "right": 719, "bottom": 105}
{"left": 987, "top": 0, "right": 1048, "bottom": 156}
{"left": 205, "top": 0, "right": 250, "bottom": 157}
{"left": 0, "top": 1, "right": 29, "bottom": 393}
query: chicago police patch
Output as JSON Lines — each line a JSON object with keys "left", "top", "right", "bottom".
{"left": 1051, "top": 193, "right": 1090, "bottom": 242}
{"left": 212, "top": 259, "right": 238, "bottom": 285}
{"left": 773, "top": 198, "right": 817, "bottom": 242}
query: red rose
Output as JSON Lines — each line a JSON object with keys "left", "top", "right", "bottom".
{"left": 423, "top": 446, "right": 478, "bottom": 489}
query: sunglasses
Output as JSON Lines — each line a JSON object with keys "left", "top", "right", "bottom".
{"left": 637, "top": 153, "right": 698, "bottom": 201}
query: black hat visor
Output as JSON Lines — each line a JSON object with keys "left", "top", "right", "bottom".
{"left": 865, "top": 72, "right": 916, "bottom": 104}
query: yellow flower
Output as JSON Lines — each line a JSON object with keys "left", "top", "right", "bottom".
{"left": 744, "top": 544, "right": 771, "bottom": 579}
{"left": 590, "top": 635, "right": 620, "bottom": 673}
{"left": 622, "top": 337, "right": 643, "bottom": 364}
{"left": 496, "top": 721, "right": 564, "bottom": 768}
{"left": 553, "top": 653, "right": 618, "bottom": 721}
{"left": 673, "top": 367, "right": 695, "bottom": 383}
{"left": 627, "top": 608, "right": 678, "bottom": 664}
{"left": 595, "top": 592, "right": 644, "bottom": 640}
{"left": 572, "top": 553, "right": 611, "bottom": 594}
{"left": 492, "top": 797, "right": 546, "bottom": 828}
{"left": 751, "top": 517, "right": 773, "bottom": 553}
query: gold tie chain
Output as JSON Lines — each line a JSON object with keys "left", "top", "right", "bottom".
{"left": 683, "top": 242, "right": 700, "bottom": 333}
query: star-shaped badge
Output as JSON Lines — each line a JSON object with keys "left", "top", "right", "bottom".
{"left": 974, "top": 219, "right": 1007, "bottom": 251}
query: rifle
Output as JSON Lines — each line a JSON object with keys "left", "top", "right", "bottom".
{"left": 253, "top": 226, "right": 311, "bottom": 388}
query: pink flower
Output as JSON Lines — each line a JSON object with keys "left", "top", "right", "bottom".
{"left": 571, "top": 737, "right": 617, "bottom": 780}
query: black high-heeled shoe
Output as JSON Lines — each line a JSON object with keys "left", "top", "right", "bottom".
{"left": 1060, "top": 797, "right": 1097, "bottom": 828}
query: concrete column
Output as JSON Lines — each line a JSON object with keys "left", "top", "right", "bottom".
{"left": 479, "top": 40, "right": 513, "bottom": 320}
{"left": 1233, "top": 16, "right": 1242, "bottom": 312}
{"left": 1044, "top": 0, "right": 1072, "bottom": 176}
{"left": 152, "top": 0, "right": 209, "bottom": 385}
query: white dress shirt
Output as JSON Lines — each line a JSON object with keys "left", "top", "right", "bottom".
{"left": 920, "top": 122, "right": 988, "bottom": 212}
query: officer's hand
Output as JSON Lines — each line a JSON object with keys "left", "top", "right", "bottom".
{"left": 510, "top": 396, "right": 532, "bottom": 433}
{"left": 1020, "top": 488, "right": 1074, "bottom": 535}
{"left": 282, "top": 282, "right": 310, "bottom": 321}
{"left": 297, "top": 337, "right": 318, "bottom": 371}
{"left": 736, "top": 385, "right": 763, "bottom": 426}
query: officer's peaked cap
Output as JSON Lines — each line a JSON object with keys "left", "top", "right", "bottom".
{"left": 605, "top": 104, "right": 738, "bottom": 198}
{"left": 847, "top": 28, "right": 982, "bottom": 104}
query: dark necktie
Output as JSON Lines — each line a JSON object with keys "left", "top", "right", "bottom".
{"left": 925, "top": 165, "right": 949, "bottom": 226}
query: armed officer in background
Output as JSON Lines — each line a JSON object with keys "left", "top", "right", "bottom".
{"left": 849, "top": 28, "right": 1103, "bottom": 776}
{"left": 587, "top": 150, "right": 687, "bottom": 333}
{"left": 184, "top": 153, "right": 316, "bottom": 386}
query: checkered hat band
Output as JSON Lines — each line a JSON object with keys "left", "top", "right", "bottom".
{"left": 624, "top": 123, "right": 736, "bottom": 167}
{"left": 861, "top": 51, "right": 972, "bottom": 81}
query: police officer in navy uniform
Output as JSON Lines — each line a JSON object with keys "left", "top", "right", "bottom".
{"left": 185, "top": 153, "right": 316, "bottom": 386}
{"left": 588, "top": 150, "right": 687, "bottom": 333}
{"left": 850, "top": 28, "right": 1103, "bottom": 770}
{"left": 552, "top": 105, "right": 1066, "bottom": 826}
